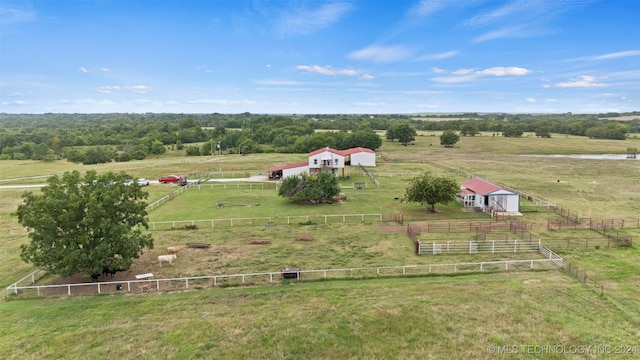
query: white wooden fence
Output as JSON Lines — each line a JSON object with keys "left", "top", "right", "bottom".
{"left": 418, "top": 239, "right": 541, "bottom": 255}
{"left": 148, "top": 213, "right": 385, "bottom": 230}
{"left": 6, "top": 259, "right": 562, "bottom": 298}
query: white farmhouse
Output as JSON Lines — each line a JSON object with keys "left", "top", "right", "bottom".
{"left": 459, "top": 177, "right": 521, "bottom": 216}
{"left": 268, "top": 146, "right": 376, "bottom": 180}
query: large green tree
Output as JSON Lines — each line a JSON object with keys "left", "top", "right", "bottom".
{"left": 395, "top": 124, "right": 417, "bottom": 146}
{"left": 440, "top": 130, "right": 460, "bottom": 147}
{"left": 278, "top": 171, "right": 340, "bottom": 204}
{"left": 15, "top": 170, "right": 153, "bottom": 279}
{"left": 402, "top": 173, "right": 459, "bottom": 212}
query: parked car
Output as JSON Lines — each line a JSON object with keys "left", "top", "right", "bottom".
{"left": 137, "top": 178, "right": 150, "bottom": 186}
{"left": 158, "top": 175, "right": 188, "bottom": 186}
{"left": 158, "top": 175, "right": 181, "bottom": 183}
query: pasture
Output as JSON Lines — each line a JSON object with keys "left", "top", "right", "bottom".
{"left": 1, "top": 133, "right": 639, "bottom": 359}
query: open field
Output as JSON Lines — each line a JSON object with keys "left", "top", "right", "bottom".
{"left": 3, "top": 272, "right": 639, "bottom": 360}
{"left": 1, "top": 133, "right": 639, "bottom": 359}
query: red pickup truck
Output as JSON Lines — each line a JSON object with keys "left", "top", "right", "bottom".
{"left": 158, "top": 175, "right": 188, "bottom": 185}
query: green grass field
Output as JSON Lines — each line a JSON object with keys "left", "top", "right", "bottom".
{"left": 1, "top": 133, "right": 639, "bottom": 359}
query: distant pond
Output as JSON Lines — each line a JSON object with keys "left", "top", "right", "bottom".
{"left": 521, "top": 154, "right": 638, "bottom": 160}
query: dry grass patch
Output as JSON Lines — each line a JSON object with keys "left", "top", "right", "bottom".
{"left": 294, "top": 235, "right": 314, "bottom": 241}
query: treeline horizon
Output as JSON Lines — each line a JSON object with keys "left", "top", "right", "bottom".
{"left": 0, "top": 112, "right": 638, "bottom": 164}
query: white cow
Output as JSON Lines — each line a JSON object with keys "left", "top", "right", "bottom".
{"left": 158, "top": 254, "right": 177, "bottom": 267}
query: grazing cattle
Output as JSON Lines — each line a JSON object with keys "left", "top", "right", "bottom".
{"left": 166, "top": 246, "right": 185, "bottom": 254}
{"left": 102, "top": 267, "right": 119, "bottom": 278}
{"left": 158, "top": 254, "right": 177, "bottom": 267}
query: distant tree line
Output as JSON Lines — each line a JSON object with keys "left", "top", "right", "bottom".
{"left": 411, "top": 113, "right": 638, "bottom": 139}
{"left": 0, "top": 112, "right": 637, "bottom": 162}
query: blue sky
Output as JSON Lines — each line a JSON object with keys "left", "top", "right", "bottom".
{"left": 1, "top": 0, "right": 639, "bottom": 114}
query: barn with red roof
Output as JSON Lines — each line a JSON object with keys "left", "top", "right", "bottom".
{"left": 459, "top": 177, "right": 521, "bottom": 215}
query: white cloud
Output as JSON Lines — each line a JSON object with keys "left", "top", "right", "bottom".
{"left": 97, "top": 86, "right": 121, "bottom": 93}
{"left": 431, "top": 66, "right": 531, "bottom": 83}
{"left": 590, "top": 50, "right": 640, "bottom": 60}
{"left": 417, "top": 50, "right": 459, "bottom": 61}
{"left": 126, "top": 85, "right": 152, "bottom": 94}
{"left": 525, "top": 98, "right": 536, "bottom": 102}
{"left": 554, "top": 75, "right": 605, "bottom": 88}
{"left": 359, "top": 74, "right": 374, "bottom": 80}
{"left": 408, "top": 0, "right": 448, "bottom": 18}
{"left": 476, "top": 67, "right": 530, "bottom": 76}
{"left": 463, "top": 0, "right": 530, "bottom": 27}
{"left": 473, "top": 26, "right": 527, "bottom": 42}
{"left": 0, "top": 7, "right": 36, "bottom": 25}
{"left": 60, "top": 99, "right": 116, "bottom": 106}
{"left": 431, "top": 67, "right": 447, "bottom": 74}
{"left": 195, "top": 66, "right": 213, "bottom": 73}
{"left": 79, "top": 67, "right": 89, "bottom": 73}
{"left": 431, "top": 74, "right": 477, "bottom": 84}
{"left": 545, "top": 98, "right": 558, "bottom": 102}
{"left": 296, "top": 65, "right": 359, "bottom": 77}
{"left": 464, "top": 0, "right": 583, "bottom": 42}
{"left": 348, "top": 44, "right": 413, "bottom": 63}
{"left": 189, "top": 99, "right": 256, "bottom": 106}
{"left": 277, "top": 2, "right": 354, "bottom": 36}
{"left": 353, "top": 101, "right": 384, "bottom": 107}
{"left": 452, "top": 68, "right": 475, "bottom": 75}
{"left": 129, "top": 99, "right": 163, "bottom": 106}
{"left": 1, "top": 100, "right": 29, "bottom": 105}
{"left": 100, "top": 68, "right": 110, "bottom": 72}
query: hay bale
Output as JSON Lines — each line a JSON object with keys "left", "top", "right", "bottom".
{"left": 248, "top": 238, "right": 271, "bottom": 244}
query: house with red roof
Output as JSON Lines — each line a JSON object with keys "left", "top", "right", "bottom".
{"left": 268, "top": 147, "right": 376, "bottom": 180}
{"left": 459, "top": 177, "right": 521, "bottom": 215}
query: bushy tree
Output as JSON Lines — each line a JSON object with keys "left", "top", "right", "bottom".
{"left": 460, "top": 123, "right": 479, "bottom": 136}
{"left": 150, "top": 140, "right": 166, "bottom": 154}
{"left": 386, "top": 124, "right": 399, "bottom": 142}
{"left": 185, "top": 145, "right": 201, "bottom": 156}
{"left": 440, "top": 130, "right": 460, "bottom": 147}
{"left": 278, "top": 171, "right": 340, "bottom": 204}
{"left": 535, "top": 126, "right": 551, "bottom": 138}
{"left": 402, "top": 173, "right": 459, "bottom": 212}
{"left": 395, "top": 124, "right": 417, "bottom": 146}
{"left": 14, "top": 170, "right": 153, "bottom": 279}
{"left": 585, "top": 123, "right": 628, "bottom": 140}
{"left": 502, "top": 125, "right": 523, "bottom": 138}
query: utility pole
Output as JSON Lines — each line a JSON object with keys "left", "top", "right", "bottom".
{"left": 218, "top": 141, "right": 221, "bottom": 172}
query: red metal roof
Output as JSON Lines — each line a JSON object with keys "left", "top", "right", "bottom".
{"left": 341, "top": 147, "right": 375, "bottom": 155}
{"left": 267, "top": 162, "right": 308, "bottom": 172}
{"left": 460, "top": 177, "right": 503, "bottom": 195}
{"left": 308, "top": 147, "right": 344, "bottom": 157}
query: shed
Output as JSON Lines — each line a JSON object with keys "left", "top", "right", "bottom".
{"left": 341, "top": 147, "right": 376, "bottom": 167}
{"left": 267, "top": 162, "right": 309, "bottom": 180}
{"left": 281, "top": 268, "right": 300, "bottom": 280}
